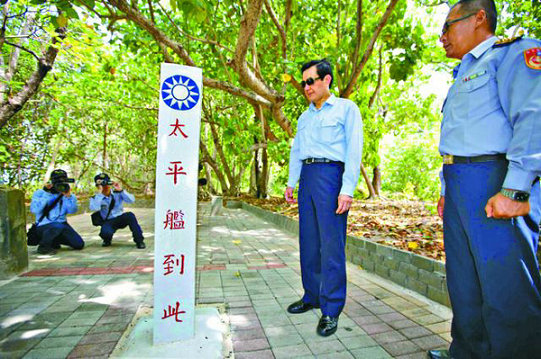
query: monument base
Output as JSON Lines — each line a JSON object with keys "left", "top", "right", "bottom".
{"left": 111, "top": 305, "right": 231, "bottom": 358}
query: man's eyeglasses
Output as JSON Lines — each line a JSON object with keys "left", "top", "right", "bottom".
{"left": 441, "top": 12, "right": 477, "bottom": 35}
{"left": 301, "top": 77, "right": 321, "bottom": 88}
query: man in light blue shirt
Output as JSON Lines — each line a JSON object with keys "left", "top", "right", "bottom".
{"left": 429, "top": 1, "right": 541, "bottom": 358}
{"left": 89, "top": 173, "right": 145, "bottom": 249}
{"left": 30, "top": 169, "right": 84, "bottom": 254}
{"left": 284, "top": 59, "right": 363, "bottom": 337}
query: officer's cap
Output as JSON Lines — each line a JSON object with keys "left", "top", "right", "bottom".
{"left": 50, "top": 169, "right": 72, "bottom": 183}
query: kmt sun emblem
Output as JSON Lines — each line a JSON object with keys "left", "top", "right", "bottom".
{"left": 161, "top": 75, "right": 200, "bottom": 111}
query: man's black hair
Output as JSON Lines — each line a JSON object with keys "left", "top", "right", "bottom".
{"left": 454, "top": 0, "right": 497, "bottom": 33}
{"left": 300, "top": 59, "right": 333, "bottom": 87}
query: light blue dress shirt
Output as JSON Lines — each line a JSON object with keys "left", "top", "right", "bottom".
{"left": 440, "top": 36, "right": 541, "bottom": 194}
{"left": 287, "top": 94, "right": 363, "bottom": 197}
{"left": 89, "top": 190, "right": 135, "bottom": 220}
{"left": 30, "top": 189, "right": 78, "bottom": 226}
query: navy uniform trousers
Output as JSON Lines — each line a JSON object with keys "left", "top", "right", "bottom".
{"left": 443, "top": 160, "right": 541, "bottom": 359}
{"left": 298, "top": 162, "right": 348, "bottom": 317}
{"left": 100, "top": 212, "right": 144, "bottom": 244}
{"left": 36, "top": 222, "right": 84, "bottom": 250}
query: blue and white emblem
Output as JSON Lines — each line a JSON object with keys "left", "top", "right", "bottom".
{"left": 161, "top": 75, "right": 200, "bottom": 111}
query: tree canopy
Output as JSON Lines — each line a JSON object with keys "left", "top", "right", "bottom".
{"left": 1, "top": 0, "right": 538, "bottom": 201}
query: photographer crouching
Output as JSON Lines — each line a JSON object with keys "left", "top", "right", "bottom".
{"left": 29, "top": 169, "right": 84, "bottom": 255}
{"left": 89, "top": 173, "right": 146, "bottom": 249}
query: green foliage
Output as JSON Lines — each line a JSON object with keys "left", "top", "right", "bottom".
{"left": 2, "top": 0, "right": 538, "bottom": 201}
{"left": 381, "top": 130, "right": 441, "bottom": 202}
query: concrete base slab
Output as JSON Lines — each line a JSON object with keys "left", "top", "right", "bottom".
{"left": 111, "top": 306, "right": 231, "bottom": 358}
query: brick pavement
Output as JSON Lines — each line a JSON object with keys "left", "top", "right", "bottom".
{"left": 0, "top": 203, "right": 451, "bottom": 358}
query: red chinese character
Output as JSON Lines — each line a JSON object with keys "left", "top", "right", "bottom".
{"left": 161, "top": 301, "right": 185, "bottom": 322}
{"left": 168, "top": 119, "right": 188, "bottom": 138}
{"left": 163, "top": 254, "right": 185, "bottom": 276}
{"left": 163, "top": 210, "right": 185, "bottom": 230}
{"left": 166, "top": 161, "right": 187, "bottom": 185}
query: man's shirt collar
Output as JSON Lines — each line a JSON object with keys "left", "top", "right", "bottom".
{"left": 453, "top": 36, "right": 497, "bottom": 78}
{"left": 309, "top": 94, "right": 336, "bottom": 111}
{"left": 468, "top": 36, "right": 497, "bottom": 59}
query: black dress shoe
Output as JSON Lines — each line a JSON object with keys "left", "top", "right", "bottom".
{"left": 287, "top": 300, "right": 318, "bottom": 314}
{"left": 136, "top": 242, "right": 146, "bottom": 249}
{"left": 427, "top": 349, "right": 451, "bottom": 359}
{"left": 102, "top": 240, "right": 111, "bottom": 247}
{"left": 52, "top": 243, "right": 61, "bottom": 249}
{"left": 317, "top": 315, "right": 338, "bottom": 336}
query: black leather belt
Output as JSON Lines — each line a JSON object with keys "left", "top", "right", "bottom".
{"left": 442, "top": 154, "right": 506, "bottom": 164}
{"left": 302, "top": 157, "right": 343, "bottom": 165}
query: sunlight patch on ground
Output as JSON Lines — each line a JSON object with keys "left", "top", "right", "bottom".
{"left": 79, "top": 280, "right": 151, "bottom": 306}
{"left": 20, "top": 329, "right": 49, "bottom": 339}
{"left": 210, "top": 226, "right": 229, "bottom": 234}
{"left": 1, "top": 314, "right": 33, "bottom": 329}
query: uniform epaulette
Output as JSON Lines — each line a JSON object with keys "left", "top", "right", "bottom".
{"left": 493, "top": 35, "right": 523, "bottom": 47}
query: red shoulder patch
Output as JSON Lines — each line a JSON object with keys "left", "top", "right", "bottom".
{"left": 524, "top": 47, "right": 541, "bottom": 70}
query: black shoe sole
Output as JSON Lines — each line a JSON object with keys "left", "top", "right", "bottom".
{"left": 316, "top": 326, "right": 338, "bottom": 337}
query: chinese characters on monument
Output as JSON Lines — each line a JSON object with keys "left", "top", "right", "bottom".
{"left": 154, "top": 64, "right": 202, "bottom": 343}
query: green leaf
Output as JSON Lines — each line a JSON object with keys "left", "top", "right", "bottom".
{"left": 57, "top": 14, "right": 68, "bottom": 27}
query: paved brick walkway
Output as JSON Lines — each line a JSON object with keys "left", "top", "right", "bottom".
{"left": 0, "top": 203, "right": 451, "bottom": 358}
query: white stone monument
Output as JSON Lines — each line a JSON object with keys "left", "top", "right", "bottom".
{"left": 153, "top": 63, "right": 202, "bottom": 344}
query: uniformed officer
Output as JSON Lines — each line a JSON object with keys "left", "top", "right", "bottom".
{"left": 89, "top": 173, "right": 146, "bottom": 249}
{"left": 30, "top": 169, "right": 84, "bottom": 254}
{"left": 428, "top": 1, "right": 541, "bottom": 358}
{"left": 284, "top": 59, "right": 363, "bottom": 336}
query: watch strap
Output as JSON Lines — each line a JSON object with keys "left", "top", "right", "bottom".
{"left": 500, "top": 188, "right": 530, "bottom": 202}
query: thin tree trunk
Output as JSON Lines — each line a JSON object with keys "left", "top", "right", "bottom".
{"left": 360, "top": 163, "right": 376, "bottom": 199}
{"left": 103, "top": 121, "right": 108, "bottom": 168}
{"left": 372, "top": 165, "right": 381, "bottom": 196}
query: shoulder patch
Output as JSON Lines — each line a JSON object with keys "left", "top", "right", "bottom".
{"left": 524, "top": 47, "right": 541, "bottom": 70}
{"left": 493, "top": 35, "right": 523, "bottom": 47}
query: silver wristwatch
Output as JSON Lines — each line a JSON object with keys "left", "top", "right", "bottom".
{"left": 500, "top": 188, "right": 530, "bottom": 202}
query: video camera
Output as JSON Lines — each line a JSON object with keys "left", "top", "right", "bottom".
{"left": 96, "top": 178, "right": 114, "bottom": 186}
{"left": 94, "top": 173, "right": 114, "bottom": 187}
{"left": 50, "top": 169, "right": 75, "bottom": 193}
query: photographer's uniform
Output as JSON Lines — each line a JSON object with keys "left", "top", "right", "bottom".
{"left": 30, "top": 170, "right": 84, "bottom": 254}
{"left": 89, "top": 174, "right": 145, "bottom": 248}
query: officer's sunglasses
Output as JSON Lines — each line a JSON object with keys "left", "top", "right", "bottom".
{"left": 301, "top": 77, "right": 321, "bottom": 88}
{"left": 441, "top": 12, "right": 477, "bottom": 35}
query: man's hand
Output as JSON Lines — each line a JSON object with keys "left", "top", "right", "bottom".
{"left": 113, "top": 182, "right": 122, "bottom": 191}
{"left": 45, "top": 182, "right": 53, "bottom": 190}
{"left": 336, "top": 194, "right": 352, "bottom": 214}
{"left": 485, "top": 193, "right": 530, "bottom": 219}
{"left": 62, "top": 189, "right": 71, "bottom": 197}
{"left": 437, "top": 196, "right": 445, "bottom": 219}
{"left": 285, "top": 186, "right": 296, "bottom": 204}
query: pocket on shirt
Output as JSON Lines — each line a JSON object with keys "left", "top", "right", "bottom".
{"left": 316, "top": 117, "right": 341, "bottom": 144}
{"left": 456, "top": 71, "right": 500, "bottom": 118}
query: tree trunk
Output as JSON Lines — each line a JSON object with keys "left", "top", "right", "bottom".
{"left": 372, "top": 165, "right": 381, "bottom": 196}
{"left": 0, "top": 27, "right": 66, "bottom": 129}
{"left": 254, "top": 104, "right": 268, "bottom": 198}
{"left": 253, "top": 136, "right": 260, "bottom": 197}
{"left": 103, "top": 121, "right": 108, "bottom": 169}
{"left": 360, "top": 163, "right": 376, "bottom": 199}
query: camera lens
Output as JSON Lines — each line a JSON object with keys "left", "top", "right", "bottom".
{"left": 54, "top": 183, "right": 70, "bottom": 193}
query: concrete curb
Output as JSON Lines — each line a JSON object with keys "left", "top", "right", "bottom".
{"left": 226, "top": 200, "right": 451, "bottom": 308}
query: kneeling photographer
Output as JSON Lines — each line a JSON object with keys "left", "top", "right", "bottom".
{"left": 89, "top": 173, "right": 146, "bottom": 249}
{"left": 29, "top": 169, "right": 84, "bottom": 255}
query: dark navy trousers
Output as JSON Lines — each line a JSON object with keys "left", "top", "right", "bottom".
{"left": 298, "top": 162, "right": 348, "bottom": 317}
{"left": 443, "top": 160, "right": 541, "bottom": 359}
{"left": 100, "top": 212, "right": 144, "bottom": 243}
{"left": 36, "top": 222, "right": 84, "bottom": 250}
